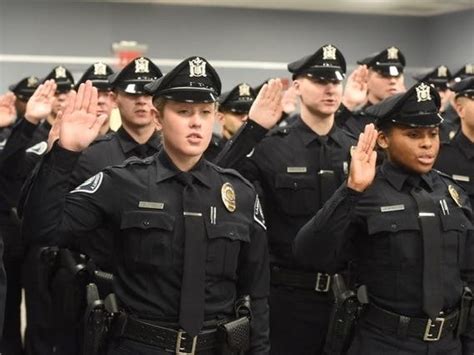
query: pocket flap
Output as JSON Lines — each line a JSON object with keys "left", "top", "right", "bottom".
{"left": 440, "top": 213, "right": 473, "bottom": 232}
{"left": 275, "top": 174, "right": 315, "bottom": 190}
{"left": 367, "top": 213, "right": 420, "bottom": 235}
{"left": 206, "top": 222, "right": 250, "bottom": 243}
{"left": 120, "top": 211, "right": 175, "bottom": 231}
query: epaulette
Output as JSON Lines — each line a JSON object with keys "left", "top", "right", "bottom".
{"left": 209, "top": 162, "right": 254, "bottom": 190}
{"left": 89, "top": 132, "right": 115, "bottom": 146}
{"left": 340, "top": 128, "right": 358, "bottom": 140}
{"left": 269, "top": 125, "right": 291, "bottom": 136}
{"left": 434, "top": 169, "right": 457, "bottom": 182}
{"left": 111, "top": 155, "right": 154, "bottom": 170}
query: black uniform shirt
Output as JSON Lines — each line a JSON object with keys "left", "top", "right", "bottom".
{"left": 22, "top": 145, "right": 270, "bottom": 353}
{"left": 217, "top": 116, "right": 355, "bottom": 270}
{"left": 435, "top": 131, "right": 474, "bottom": 207}
{"left": 295, "top": 161, "right": 474, "bottom": 318}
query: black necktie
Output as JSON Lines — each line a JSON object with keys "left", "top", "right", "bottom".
{"left": 176, "top": 172, "right": 206, "bottom": 337}
{"left": 133, "top": 144, "right": 149, "bottom": 159}
{"left": 317, "top": 136, "right": 336, "bottom": 205}
{"left": 407, "top": 176, "right": 443, "bottom": 320}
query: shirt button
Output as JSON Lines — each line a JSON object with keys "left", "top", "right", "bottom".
{"left": 143, "top": 220, "right": 150, "bottom": 226}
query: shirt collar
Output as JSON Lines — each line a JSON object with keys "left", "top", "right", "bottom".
{"left": 293, "top": 116, "right": 343, "bottom": 148}
{"left": 155, "top": 149, "right": 211, "bottom": 188}
{"left": 381, "top": 160, "right": 435, "bottom": 192}
{"left": 117, "top": 127, "right": 161, "bottom": 154}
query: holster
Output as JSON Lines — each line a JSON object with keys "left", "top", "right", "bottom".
{"left": 217, "top": 316, "right": 250, "bottom": 352}
{"left": 456, "top": 286, "right": 473, "bottom": 337}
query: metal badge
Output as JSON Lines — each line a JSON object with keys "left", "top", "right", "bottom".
{"left": 138, "top": 201, "right": 164, "bottom": 210}
{"left": 416, "top": 83, "right": 432, "bottom": 102}
{"left": 437, "top": 65, "right": 448, "bottom": 77}
{"left": 27, "top": 76, "right": 38, "bottom": 87}
{"left": 287, "top": 167, "right": 307, "bottom": 173}
{"left": 466, "top": 64, "right": 473, "bottom": 75}
{"left": 387, "top": 47, "right": 399, "bottom": 60}
{"left": 134, "top": 57, "right": 149, "bottom": 73}
{"left": 55, "top": 66, "right": 67, "bottom": 79}
{"left": 239, "top": 83, "right": 251, "bottom": 97}
{"left": 322, "top": 45, "right": 337, "bottom": 60}
{"left": 189, "top": 57, "right": 207, "bottom": 77}
{"left": 94, "top": 62, "right": 108, "bottom": 76}
{"left": 448, "top": 185, "right": 462, "bottom": 207}
{"left": 221, "top": 182, "right": 236, "bottom": 212}
{"left": 449, "top": 130, "right": 456, "bottom": 140}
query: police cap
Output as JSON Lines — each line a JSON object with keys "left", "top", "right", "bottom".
{"left": 75, "top": 62, "right": 114, "bottom": 91}
{"left": 42, "top": 66, "right": 75, "bottom": 93}
{"left": 451, "top": 77, "right": 474, "bottom": 99}
{"left": 108, "top": 57, "right": 162, "bottom": 95}
{"left": 145, "top": 56, "right": 221, "bottom": 103}
{"left": 8, "top": 76, "right": 40, "bottom": 101}
{"left": 219, "top": 83, "right": 256, "bottom": 114}
{"left": 358, "top": 46, "right": 406, "bottom": 77}
{"left": 451, "top": 64, "right": 474, "bottom": 83}
{"left": 288, "top": 44, "right": 346, "bottom": 81}
{"left": 368, "top": 82, "right": 442, "bottom": 128}
{"left": 413, "top": 65, "right": 451, "bottom": 90}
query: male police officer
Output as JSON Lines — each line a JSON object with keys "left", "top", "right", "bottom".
{"left": 295, "top": 82, "right": 474, "bottom": 354}
{"left": 22, "top": 56, "right": 270, "bottom": 354}
{"left": 215, "top": 44, "right": 356, "bottom": 354}
{"left": 435, "top": 77, "right": 474, "bottom": 208}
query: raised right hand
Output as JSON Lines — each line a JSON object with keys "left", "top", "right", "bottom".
{"left": 58, "top": 81, "right": 107, "bottom": 152}
{"left": 342, "top": 65, "right": 369, "bottom": 110}
{"left": 24, "top": 79, "right": 57, "bottom": 125}
{"left": 347, "top": 123, "right": 378, "bottom": 192}
{"left": 248, "top": 78, "right": 283, "bottom": 129}
{"left": 0, "top": 92, "right": 16, "bottom": 128}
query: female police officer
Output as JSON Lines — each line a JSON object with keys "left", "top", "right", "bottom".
{"left": 21, "top": 57, "right": 270, "bottom": 355}
{"left": 294, "top": 82, "right": 474, "bottom": 354}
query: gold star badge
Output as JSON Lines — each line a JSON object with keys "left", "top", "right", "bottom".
{"left": 437, "top": 65, "right": 448, "bottom": 77}
{"left": 448, "top": 185, "right": 462, "bottom": 207}
{"left": 416, "top": 83, "right": 432, "bottom": 102}
{"left": 221, "top": 182, "right": 236, "bottom": 212}
{"left": 134, "top": 57, "right": 149, "bottom": 73}
{"left": 466, "top": 64, "right": 473, "bottom": 75}
{"left": 189, "top": 57, "right": 207, "bottom": 78}
{"left": 387, "top": 47, "right": 399, "bottom": 60}
{"left": 239, "top": 83, "right": 251, "bottom": 97}
{"left": 94, "top": 62, "right": 108, "bottom": 76}
{"left": 27, "top": 76, "right": 38, "bottom": 87}
{"left": 322, "top": 45, "right": 337, "bottom": 60}
{"left": 55, "top": 66, "right": 67, "bottom": 79}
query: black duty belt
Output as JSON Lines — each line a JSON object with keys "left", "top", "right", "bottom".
{"left": 119, "top": 316, "right": 221, "bottom": 354}
{"left": 364, "top": 303, "right": 459, "bottom": 342}
{"left": 271, "top": 266, "right": 332, "bottom": 293}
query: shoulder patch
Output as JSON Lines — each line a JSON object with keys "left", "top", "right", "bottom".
{"left": 70, "top": 172, "right": 104, "bottom": 194}
{"left": 89, "top": 133, "right": 114, "bottom": 146}
{"left": 26, "top": 141, "right": 48, "bottom": 155}
{"left": 253, "top": 195, "right": 266, "bottom": 230}
{"left": 0, "top": 138, "right": 7, "bottom": 149}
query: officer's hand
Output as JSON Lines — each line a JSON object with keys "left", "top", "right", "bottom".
{"left": 342, "top": 65, "right": 368, "bottom": 111}
{"left": 47, "top": 112, "right": 61, "bottom": 152}
{"left": 0, "top": 92, "right": 16, "bottom": 128}
{"left": 347, "top": 124, "right": 377, "bottom": 192}
{"left": 25, "top": 80, "right": 57, "bottom": 125}
{"left": 248, "top": 78, "right": 283, "bottom": 129}
{"left": 58, "top": 81, "right": 107, "bottom": 152}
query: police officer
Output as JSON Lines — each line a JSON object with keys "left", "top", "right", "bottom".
{"left": 215, "top": 45, "right": 356, "bottom": 354}
{"left": 414, "top": 65, "right": 456, "bottom": 141}
{"left": 0, "top": 66, "right": 74, "bottom": 355}
{"left": 22, "top": 56, "right": 270, "bottom": 354}
{"left": 339, "top": 47, "right": 407, "bottom": 136}
{"left": 9, "top": 76, "right": 40, "bottom": 118}
{"left": 295, "top": 82, "right": 474, "bottom": 354}
{"left": 435, "top": 77, "right": 474, "bottom": 208}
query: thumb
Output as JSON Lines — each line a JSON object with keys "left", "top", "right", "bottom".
{"left": 91, "top": 113, "right": 108, "bottom": 131}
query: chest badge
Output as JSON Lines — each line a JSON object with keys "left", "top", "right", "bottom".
{"left": 448, "top": 185, "right": 462, "bottom": 207}
{"left": 221, "top": 182, "right": 236, "bottom": 212}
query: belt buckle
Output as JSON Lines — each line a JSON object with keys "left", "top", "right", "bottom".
{"left": 315, "top": 272, "right": 331, "bottom": 293}
{"left": 423, "top": 317, "right": 445, "bottom": 341}
{"left": 175, "top": 330, "right": 197, "bottom": 355}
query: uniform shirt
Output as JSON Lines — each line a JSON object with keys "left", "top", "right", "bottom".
{"left": 22, "top": 145, "right": 270, "bottom": 353}
{"left": 435, "top": 131, "right": 474, "bottom": 207}
{"left": 217, "top": 116, "right": 355, "bottom": 270}
{"left": 67, "top": 126, "right": 161, "bottom": 271}
{"left": 335, "top": 104, "right": 376, "bottom": 137}
{"left": 295, "top": 161, "right": 474, "bottom": 320}
{"left": 203, "top": 133, "right": 224, "bottom": 162}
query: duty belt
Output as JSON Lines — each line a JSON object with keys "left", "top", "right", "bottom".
{"left": 271, "top": 266, "right": 332, "bottom": 293}
{"left": 364, "top": 303, "right": 459, "bottom": 342}
{"left": 116, "top": 316, "right": 223, "bottom": 354}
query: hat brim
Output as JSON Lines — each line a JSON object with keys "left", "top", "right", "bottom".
{"left": 55, "top": 82, "right": 74, "bottom": 93}
{"left": 220, "top": 101, "right": 253, "bottom": 114}
{"left": 296, "top": 66, "right": 345, "bottom": 81}
{"left": 379, "top": 113, "right": 443, "bottom": 127}
{"left": 371, "top": 64, "right": 404, "bottom": 77}
{"left": 115, "top": 81, "right": 152, "bottom": 95}
{"left": 160, "top": 87, "right": 218, "bottom": 103}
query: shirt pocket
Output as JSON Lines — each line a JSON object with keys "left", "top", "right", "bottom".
{"left": 440, "top": 212, "right": 473, "bottom": 266}
{"left": 366, "top": 213, "right": 421, "bottom": 266}
{"left": 205, "top": 221, "right": 250, "bottom": 279}
{"left": 120, "top": 210, "right": 175, "bottom": 269}
{"left": 274, "top": 174, "right": 317, "bottom": 216}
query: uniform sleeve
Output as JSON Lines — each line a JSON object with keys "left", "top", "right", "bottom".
{"left": 237, "top": 194, "right": 270, "bottom": 354}
{"left": 22, "top": 143, "right": 116, "bottom": 247}
{"left": 293, "top": 183, "right": 362, "bottom": 273}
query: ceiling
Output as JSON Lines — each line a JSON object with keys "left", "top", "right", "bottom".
{"left": 98, "top": 0, "right": 474, "bottom": 16}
